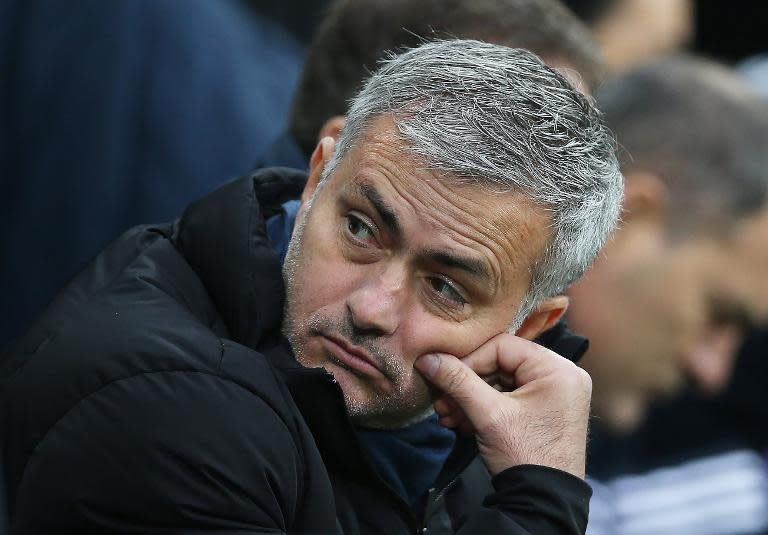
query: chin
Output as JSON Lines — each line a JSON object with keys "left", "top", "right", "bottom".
{"left": 348, "top": 402, "right": 436, "bottom": 430}
{"left": 338, "top": 376, "right": 436, "bottom": 430}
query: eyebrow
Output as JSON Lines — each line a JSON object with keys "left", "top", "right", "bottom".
{"left": 423, "top": 250, "right": 492, "bottom": 283}
{"left": 356, "top": 181, "right": 402, "bottom": 238}
{"left": 352, "top": 179, "right": 494, "bottom": 289}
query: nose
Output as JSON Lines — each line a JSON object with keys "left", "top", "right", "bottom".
{"left": 346, "top": 263, "right": 407, "bottom": 336}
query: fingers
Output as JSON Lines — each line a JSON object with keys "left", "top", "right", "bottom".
{"left": 417, "top": 336, "right": 592, "bottom": 478}
{"left": 414, "top": 353, "right": 499, "bottom": 426}
{"left": 461, "top": 333, "right": 569, "bottom": 387}
{"left": 434, "top": 395, "right": 474, "bottom": 432}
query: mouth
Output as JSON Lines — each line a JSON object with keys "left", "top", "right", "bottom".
{"left": 319, "top": 334, "right": 386, "bottom": 380}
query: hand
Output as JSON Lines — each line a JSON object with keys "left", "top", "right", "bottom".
{"left": 414, "top": 333, "right": 591, "bottom": 478}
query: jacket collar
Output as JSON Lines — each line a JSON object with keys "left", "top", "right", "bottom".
{"left": 173, "top": 167, "right": 306, "bottom": 351}
{"left": 535, "top": 319, "right": 589, "bottom": 364}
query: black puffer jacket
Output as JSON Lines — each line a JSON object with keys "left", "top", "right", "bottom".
{"left": 1, "top": 168, "right": 591, "bottom": 534}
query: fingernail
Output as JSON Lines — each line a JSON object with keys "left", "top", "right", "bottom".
{"left": 415, "top": 353, "right": 441, "bottom": 378}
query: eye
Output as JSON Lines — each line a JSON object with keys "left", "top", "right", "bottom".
{"left": 345, "top": 213, "right": 377, "bottom": 245}
{"left": 428, "top": 276, "right": 467, "bottom": 306}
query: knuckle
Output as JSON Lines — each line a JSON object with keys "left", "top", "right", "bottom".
{"left": 498, "top": 332, "right": 517, "bottom": 346}
{"left": 558, "top": 362, "right": 592, "bottom": 392}
{"left": 498, "top": 332, "right": 527, "bottom": 353}
{"left": 576, "top": 366, "right": 593, "bottom": 389}
{"left": 533, "top": 341, "right": 562, "bottom": 363}
{"left": 573, "top": 368, "right": 593, "bottom": 399}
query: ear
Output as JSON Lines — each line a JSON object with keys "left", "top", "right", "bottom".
{"left": 301, "top": 136, "right": 336, "bottom": 205}
{"left": 514, "top": 295, "right": 569, "bottom": 340}
{"left": 622, "top": 170, "right": 668, "bottom": 223}
{"left": 318, "top": 115, "right": 346, "bottom": 143}
{"left": 293, "top": 136, "right": 336, "bottom": 230}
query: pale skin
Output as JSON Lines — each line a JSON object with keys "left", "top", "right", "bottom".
{"left": 285, "top": 116, "right": 593, "bottom": 479}
{"left": 571, "top": 171, "right": 761, "bottom": 432}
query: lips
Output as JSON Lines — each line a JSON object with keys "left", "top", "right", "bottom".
{"left": 319, "top": 334, "right": 385, "bottom": 379}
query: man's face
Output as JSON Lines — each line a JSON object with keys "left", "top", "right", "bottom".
{"left": 282, "top": 117, "right": 552, "bottom": 429}
{"left": 569, "top": 209, "right": 757, "bottom": 431}
{"left": 726, "top": 208, "right": 768, "bottom": 321}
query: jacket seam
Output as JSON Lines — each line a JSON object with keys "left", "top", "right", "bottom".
{"left": 216, "top": 338, "right": 226, "bottom": 372}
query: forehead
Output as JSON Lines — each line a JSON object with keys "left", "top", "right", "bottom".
{"left": 325, "top": 116, "right": 552, "bottom": 298}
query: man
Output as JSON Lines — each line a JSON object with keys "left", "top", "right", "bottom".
{"left": 564, "top": 57, "right": 768, "bottom": 534}
{"left": 568, "top": 56, "right": 768, "bottom": 440}
{"left": 264, "top": 0, "right": 612, "bottom": 528}
{"left": 257, "top": 0, "right": 603, "bottom": 170}
{"left": 1, "top": 41, "right": 623, "bottom": 533}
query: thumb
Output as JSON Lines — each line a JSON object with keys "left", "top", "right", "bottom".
{"left": 415, "top": 353, "right": 497, "bottom": 424}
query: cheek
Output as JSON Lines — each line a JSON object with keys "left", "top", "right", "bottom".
{"left": 294, "top": 250, "right": 358, "bottom": 315}
{"left": 397, "top": 309, "right": 507, "bottom": 361}
{"left": 292, "top": 211, "right": 358, "bottom": 312}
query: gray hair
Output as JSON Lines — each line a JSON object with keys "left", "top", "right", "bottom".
{"left": 289, "top": 0, "right": 604, "bottom": 155}
{"left": 597, "top": 55, "right": 768, "bottom": 240}
{"left": 325, "top": 40, "right": 623, "bottom": 326}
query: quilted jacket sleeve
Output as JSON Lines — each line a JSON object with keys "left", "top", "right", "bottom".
{"left": 9, "top": 370, "right": 306, "bottom": 534}
{"left": 457, "top": 465, "right": 592, "bottom": 534}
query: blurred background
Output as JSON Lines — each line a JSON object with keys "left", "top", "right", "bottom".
{"left": 2, "top": 1, "right": 768, "bottom": 534}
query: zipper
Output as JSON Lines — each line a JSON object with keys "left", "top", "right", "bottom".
{"left": 417, "top": 475, "right": 461, "bottom": 534}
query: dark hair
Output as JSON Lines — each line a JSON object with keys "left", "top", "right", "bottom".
{"left": 597, "top": 55, "right": 768, "bottom": 238}
{"left": 289, "top": 0, "right": 603, "bottom": 156}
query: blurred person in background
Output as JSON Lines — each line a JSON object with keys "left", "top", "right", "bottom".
{"left": 620, "top": 187, "right": 768, "bottom": 476}
{"left": 256, "top": 0, "right": 604, "bottom": 171}
{"left": 0, "top": 0, "right": 303, "bottom": 347}
{"left": 561, "top": 0, "right": 694, "bottom": 72}
{"left": 580, "top": 42, "right": 768, "bottom": 471}
{"left": 568, "top": 56, "right": 768, "bottom": 535}
{"left": 587, "top": 56, "right": 768, "bottom": 535}
{"left": 573, "top": 55, "right": 768, "bottom": 441}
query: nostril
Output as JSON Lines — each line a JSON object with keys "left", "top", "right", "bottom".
{"left": 351, "top": 323, "right": 387, "bottom": 338}
{"left": 344, "top": 254, "right": 414, "bottom": 339}
{"left": 346, "top": 302, "right": 387, "bottom": 337}
{"left": 345, "top": 273, "right": 404, "bottom": 336}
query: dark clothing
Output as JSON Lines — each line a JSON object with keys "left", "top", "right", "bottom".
{"left": 1, "top": 167, "right": 591, "bottom": 533}
{"left": 0, "top": 0, "right": 303, "bottom": 346}
{"left": 587, "top": 326, "right": 768, "bottom": 480}
{"left": 266, "top": 198, "right": 302, "bottom": 264}
{"left": 586, "top": 328, "right": 768, "bottom": 534}
{"left": 357, "top": 414, "right": 456, "bottom": 507}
